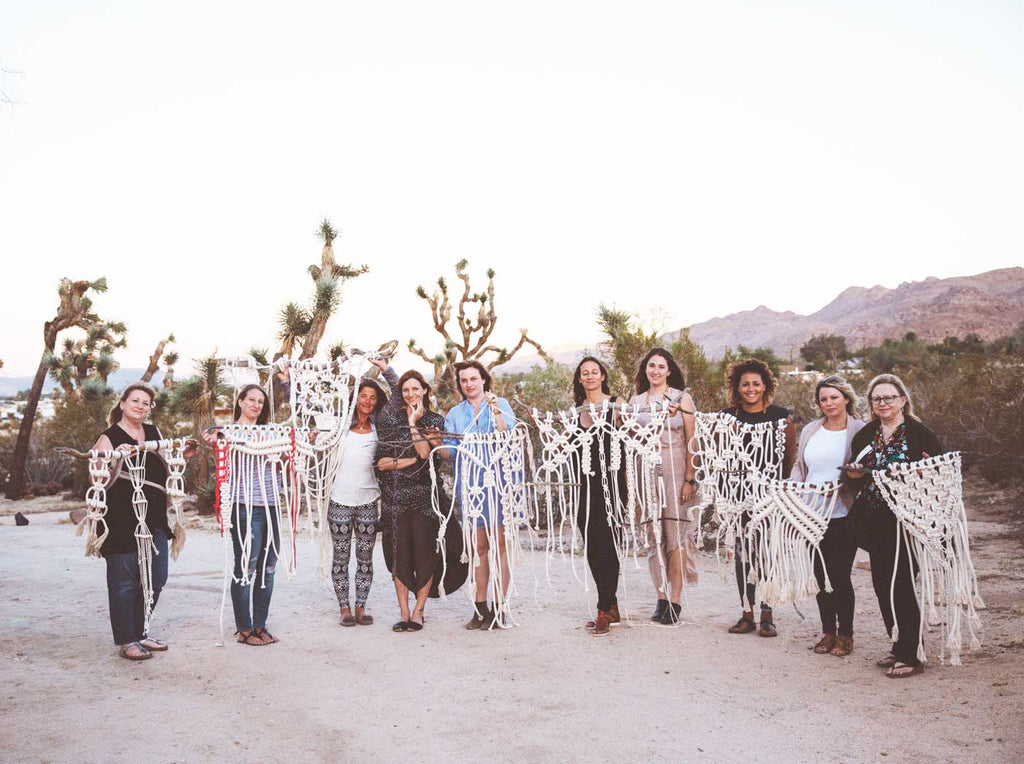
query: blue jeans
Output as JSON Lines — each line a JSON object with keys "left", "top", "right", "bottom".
{"left": 230, "top": 505, "right": 281, "bottom": 632}
{"left": 105, "top": 528, "right": 169, "bottom": 645}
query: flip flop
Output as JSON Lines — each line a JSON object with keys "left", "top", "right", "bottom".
{"left": 407, "top": 620, "right": 424, "bottom": 631}
{"left": 392, "top": 621, "right": 410, "bottom": 632}
{"left": 118, "top": 641, "right": 152, "bottom": 661}
{"left": 885, "top": 662, "right": 924, "bottom": 679}
{"left": 139, "top": 637, "right": 168, "bottom": 652}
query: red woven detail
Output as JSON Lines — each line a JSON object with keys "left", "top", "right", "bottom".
{"left": 214, "top": 437, "right": 230, "bottom": 537}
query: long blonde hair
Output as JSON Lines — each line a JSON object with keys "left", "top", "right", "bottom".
{"left": 813, "top": 375, "right": 859, "bottom": 418}
{"left": 865, "top": 373, "right": 917, "bottom": 421}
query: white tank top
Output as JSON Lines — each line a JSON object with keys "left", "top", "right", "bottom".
{"left": 330, "top": 430, "right": 380, "bottom": 506}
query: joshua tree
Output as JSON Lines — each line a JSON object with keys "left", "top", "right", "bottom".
{"left": 170, "top": 354, "right": 227, "bottom": 496}
{"left": 162, "top": 351, "right": 179, "bottom": 390}
{"left": 43, "top": 320, "right": 128, "bottom": 398}
{"left": 6, "top": 278, "right": 111, "bottom": 499}
{"left": 409, "top": 260, "right": 551, "bottom": 404}
{"left": 140, "top": 333, "right": 176, "bottom": 384}
{"left": 276, "top": 219, "right": 369, "bottom": 360}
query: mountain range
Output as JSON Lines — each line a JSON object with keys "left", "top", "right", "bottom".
{"left": 0, "top": 369, "right": 164, "bottom": 399}
{"left": 667, "top": 267, "right": 1024, "bottom": 360}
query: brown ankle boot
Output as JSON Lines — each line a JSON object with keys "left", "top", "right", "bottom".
{"left": 830, "top": 635, "right": 854, "bottom": 657}
{"left": 758, "top": 608, "right": 778, "bottom": 637}
{"left": 728, "top": 610, "right": 756, "bottom": 634}
{"left": 586, "top": 603, "right": 621, "bottom": 630}
{"left": 591, "top": 610, "right": 613, "bottom": 636}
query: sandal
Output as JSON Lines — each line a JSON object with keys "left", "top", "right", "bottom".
{"left": 830, "top": 635, "right": 854, "bottom": 657}
{"left": 355, "top": 608, "right": 374, "bottom": 626}
{"left": 392, "top": 621, "right": 410, "bottom": 632}
{"left": 118, "top": 641, "right": 152, "bottom": 661}
{"left": 139, "top": 636, "right": 168, "bottom": 652}
{"left": 885, "top": 662, "right": 924, "bottom": 679}
{"left": 340, "top": 611, "right": 357, "bottom": 627}
{"left": 876, "top": 653, "right": 898, "bottom": 668}
{"left": 812, "top": 634, "right": 836, "bottom": 654}
{"left": 239, "top": 630, "right": 264, "bottom": 646}
{"left": 252, "top": 627, "right": 278, "bottom": 645}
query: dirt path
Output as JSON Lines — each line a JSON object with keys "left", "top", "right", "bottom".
{"left": 1, "top": 486, "right": 1022, "bottom": 763}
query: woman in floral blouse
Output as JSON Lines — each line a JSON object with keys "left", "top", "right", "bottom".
{"left": 845, "top": 373, "right": 942, "bottom": 679}
{"left": 375, "top": 370, "right": 465, "bottom": 632}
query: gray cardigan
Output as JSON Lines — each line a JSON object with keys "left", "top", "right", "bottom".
{"left": 790, "top": 415, "right": 866, "bottom": 514}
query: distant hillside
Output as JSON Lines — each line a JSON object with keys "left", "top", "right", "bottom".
{"left": 0, "top": 368, "right": 164, "bottom": 398}
{"left": 670, "top": 268, "right": 1024, "bottom": 359}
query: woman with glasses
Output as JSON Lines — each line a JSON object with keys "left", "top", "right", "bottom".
{"left": 791, "top": 376, "right": 865, "bottom": 657}
{"left": 844, "top": 374, "right": 942, "bottom": 678}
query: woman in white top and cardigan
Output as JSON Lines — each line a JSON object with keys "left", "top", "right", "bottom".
{"left": 791, "top": 375, "right": 865, "bottom": 657}
{"left": 328, "top": 358, "right": 398, "bottom": 627}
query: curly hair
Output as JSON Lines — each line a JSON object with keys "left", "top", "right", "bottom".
{"left": 726, "top": 358, "right": 776, "bottom": 410}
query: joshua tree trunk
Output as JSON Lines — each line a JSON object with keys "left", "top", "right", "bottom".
{"left": 6, "top": 278, "right": 108, "bottom": 499}
{"left": 141, "top": 334, "right": 174, "bottom": 383}
{"left": 5, "top": 353, "right": 51, "bottom": 499}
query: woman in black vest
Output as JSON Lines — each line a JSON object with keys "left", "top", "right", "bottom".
{"left": 92, "top": 384, "right": 187, "bottom": 661}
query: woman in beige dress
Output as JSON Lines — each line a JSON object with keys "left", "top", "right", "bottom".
{"left": 630, "top": 348, "right": 699, "bottom": 626}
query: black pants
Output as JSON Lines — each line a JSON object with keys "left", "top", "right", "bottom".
{"left": 813, "top": 517, "right": 857, "bottom": 636}
{"left": 577, "top": 484, "right": 619, "bottom": 612}
{"left": 858, "top": 508, "right": 922, "bottom": 666}
{"left": 734, "top": 512, "right": 768, "bottom": 612}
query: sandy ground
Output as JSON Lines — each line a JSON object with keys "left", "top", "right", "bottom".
{"left": 1, "top": 484, "right": 1023, "bottom": 764}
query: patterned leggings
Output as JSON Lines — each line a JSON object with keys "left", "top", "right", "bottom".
{"left": 328, "top": 500, "right": 378, "bottom": 610}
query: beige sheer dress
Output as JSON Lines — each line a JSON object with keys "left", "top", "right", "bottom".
{"left": 631, "top": 388, "right": 700, "bottom": 586}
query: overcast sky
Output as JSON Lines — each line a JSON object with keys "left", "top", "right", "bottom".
{"left": 2, "top": 1, "right": 1022, "bottom": 377}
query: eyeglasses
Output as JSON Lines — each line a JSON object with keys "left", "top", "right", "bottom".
{"left": 869, "top": 394, "right": 902, "bottom": 406}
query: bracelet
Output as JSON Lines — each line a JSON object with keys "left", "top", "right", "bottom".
{"left": 392, "top": 458, "right": 398, "bottom": 469}
{"left": 685, "top": 479, "right": 696, "bottom": 486}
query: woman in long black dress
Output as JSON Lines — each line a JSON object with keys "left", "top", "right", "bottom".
{"left": 376, "top": 370, "right": 466, "bottom": 632}
{"left": 844, "top": 373, "right": 942, "bottom": 679}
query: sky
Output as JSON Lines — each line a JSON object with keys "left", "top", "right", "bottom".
{"left": 1, "top": 0, "right": 1023, "bottom": 377}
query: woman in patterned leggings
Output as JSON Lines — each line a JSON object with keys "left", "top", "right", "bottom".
{"left": 327, "top": 358, "right": 398, "bottom": 627}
